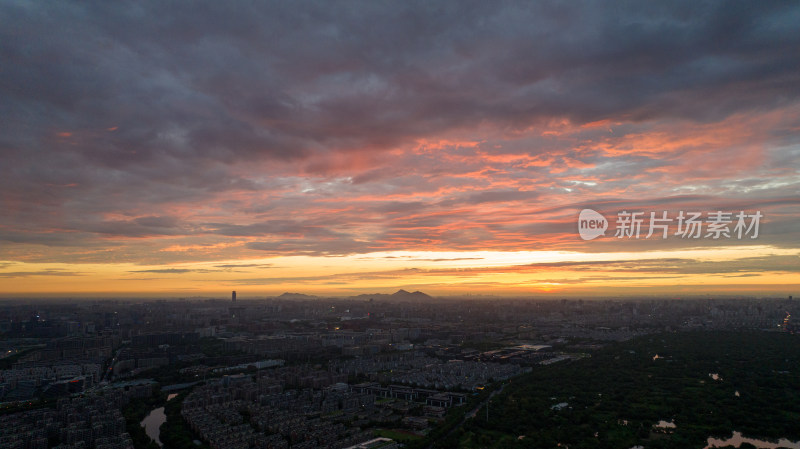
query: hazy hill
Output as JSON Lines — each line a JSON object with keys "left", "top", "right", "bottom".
{"left": 276, "top": 292, "right": 320, "bottom": 300}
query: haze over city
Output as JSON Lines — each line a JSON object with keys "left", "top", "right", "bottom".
{"left": 1, "top": 1, "right": 799, "bottom": 297}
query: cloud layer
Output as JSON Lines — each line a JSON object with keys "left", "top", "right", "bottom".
{"left": 1, "top": 1, "right": 799, "bottom": 294}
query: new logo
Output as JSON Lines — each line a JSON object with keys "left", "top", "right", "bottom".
{"left": 578, "top": 209, "right": 608, "bottom": 240}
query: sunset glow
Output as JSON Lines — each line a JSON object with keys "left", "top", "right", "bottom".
{"left": 1, "top": 2, "right": 798, "bottom": 297}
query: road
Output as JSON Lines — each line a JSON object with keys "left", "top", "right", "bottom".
{"left": 428, "top": 382, "right": 508, "bottom": 448}
{"left": 466, "top": 383, "right": 507, "bottom": 419}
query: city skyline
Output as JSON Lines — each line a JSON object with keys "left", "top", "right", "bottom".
{"left": 1, "top": 2, "right": 799, "bottom": 297}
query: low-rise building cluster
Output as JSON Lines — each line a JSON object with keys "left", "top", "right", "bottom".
{"left": 0, "top": 362, "right": 101, "bottom": 401}
{"left": 0, "top": 393, "right": 134, "bottom": 449}
{"left": 182, "top": 375, "right": 375, "bottom": 449}
{"left": 332, "top": 354, "right": 525, "bottom": 390}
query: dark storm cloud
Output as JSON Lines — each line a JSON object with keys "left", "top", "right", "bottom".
{"left": 208, "top": 220, "right": 359, "bottom": 242}
{"left": 0, "top": 230, "right": 94, "bottom": 247}
{"left": 70, "top": 215, "right": 189, "bottom": 237}
{"left": 3, "top": 1, "right": 798, "bottom": 165}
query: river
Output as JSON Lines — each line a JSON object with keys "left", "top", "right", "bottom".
{"left": 705, "top": 431, "right": 800, "bottom": 449}
{"left": 140, "top": 393, "right": 178, "bottom": 447}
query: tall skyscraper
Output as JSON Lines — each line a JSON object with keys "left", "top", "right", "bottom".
{"left": 232, "top": 291, "right": 236, "bottom": 302}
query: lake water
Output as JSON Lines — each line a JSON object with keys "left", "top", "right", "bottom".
{"left": 140, "top": 393, "right": 178, "bottom": 447}
{"left": 705, "top": 431, "right": 800, "bottom": 449}
{"left": 140, "top": 407, "right": 166, "bottom": 447}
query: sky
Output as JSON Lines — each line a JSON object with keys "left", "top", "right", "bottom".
{"left": 1, "top": 1, "right": 799, "bottom": 298}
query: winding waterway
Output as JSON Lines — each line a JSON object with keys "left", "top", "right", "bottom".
{"left": 140, "top": 393, "right": 178, "bottom": 447}
{"left": 705, "top": 431, "right": 800, "bottom": 449}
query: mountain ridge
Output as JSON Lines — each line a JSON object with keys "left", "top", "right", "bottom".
{"left": 273, "top": 289, "right": 434, "bottom": 301}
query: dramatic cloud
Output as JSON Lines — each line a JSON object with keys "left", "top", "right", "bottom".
{"left": 1, "top": 1, "right": 798, "bottom": 295}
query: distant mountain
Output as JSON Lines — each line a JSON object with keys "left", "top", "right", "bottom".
{"left": 276, "top": 292, "right": 319, "bottom": 300}
{"left": 351, "top": 289, "right": 433, "bottom": 301}
{"left": 276, "top": 290, "right": 433, "bottom": 301}
{"left": 390, "top": 289, "right": 433, "bottom": 300}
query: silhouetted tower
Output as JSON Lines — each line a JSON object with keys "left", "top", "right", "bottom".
{"left": 232, "top": 291, "right": 237, "bottom": 302}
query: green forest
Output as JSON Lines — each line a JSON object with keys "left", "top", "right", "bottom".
{"left": 450, "top": 331, "right": 800, "bottom": 449}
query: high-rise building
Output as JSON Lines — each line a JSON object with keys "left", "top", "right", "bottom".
{"left": 232, "top": 291, "right": 237, "bottom": 302}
